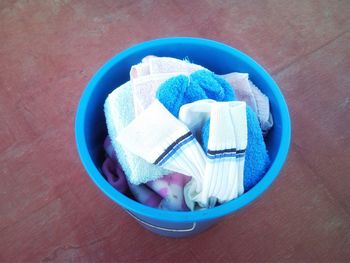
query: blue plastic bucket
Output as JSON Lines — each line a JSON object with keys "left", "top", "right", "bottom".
{"left": 75, "top": 37, "right": 291, "bottom": 238}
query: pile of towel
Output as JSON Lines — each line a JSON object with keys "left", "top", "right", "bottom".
{"left": 103, "top": 56, "right": 272, "bottom": 211}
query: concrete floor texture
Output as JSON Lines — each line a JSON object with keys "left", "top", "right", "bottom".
{"left": 1, "top": 0, "right": 350, "bottom": 262}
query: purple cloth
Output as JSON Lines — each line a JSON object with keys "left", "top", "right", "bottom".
{"left": 102, "top": 136, "right": 190, "bottom": 211}
{"left": 102, "top": 157, "right": 128, "bottom": 193}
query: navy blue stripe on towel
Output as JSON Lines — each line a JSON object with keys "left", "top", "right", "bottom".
{"left": 207, "top": 148, "right": 246, "bottom": 159}
{"left": 154, "top": 132, "right": 193, "bottom": 165}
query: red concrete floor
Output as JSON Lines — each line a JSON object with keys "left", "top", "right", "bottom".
{"left": 0, "top": 0, "right": 349, "bottom": 262}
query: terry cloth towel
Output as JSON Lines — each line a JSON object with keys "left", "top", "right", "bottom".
{"left": 104, "top": 81, "right": 171, "bottom": 185}
{"left": 158, "top": 73, "right": 270, "bottom": 192}
{"left": 131, "top": 56, "right": 204, "bottom": 77}
{"left": 103, "top": 136, "right": 190, "bottom": 211}
{"left": 117, "top": 100, "right": 248, "bottom": 210}
{"left": 222, "top": 73, "right": 273, "bottom": 133}
{"left": 117, "top": 99, "right": 206, "bottom": 187}
{"left": 130, "top": 56, "right": 204, "bottom": 116}
{"left": 156, "top": 69, "right": 235, "bottom": 117}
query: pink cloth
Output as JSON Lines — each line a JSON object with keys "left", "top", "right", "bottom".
{"left": 222, "top": 73, "right": 273, "bottom": 133}
{"left": 147, "top": 173, "right": 190, "bottom": 211}
{"left": 130, "top": 56, "right": 204, "bottom": 116}
{"left": 102, "top": 136, "right": 190, "bottom": 211}
{"left": 102, "top": 157, "right": 128, "bottom": 194}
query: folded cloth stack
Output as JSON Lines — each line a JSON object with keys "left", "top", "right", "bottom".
{"left": 103, "top": 56, "right": 272, "bottom": 211}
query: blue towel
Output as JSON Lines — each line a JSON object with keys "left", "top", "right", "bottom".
{"left": 157, "top": 70, "right": 270, "bottom": 191}
{"left": 156, "top": 70, "right": 235, "bottom": 117}
{"left": 104, "top": 82, "right": 171, "bottom": 185}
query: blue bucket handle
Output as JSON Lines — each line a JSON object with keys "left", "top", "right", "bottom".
{"left": 126, "top": 211, "right": 196, "bottom": 232}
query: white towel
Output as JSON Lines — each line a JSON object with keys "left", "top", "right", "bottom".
{"left": 104, "top": 82, "right": 170, "bottom": 185}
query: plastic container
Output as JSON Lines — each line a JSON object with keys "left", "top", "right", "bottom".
{"left": 75, "top": 37, "right": 291, "bottom": 238}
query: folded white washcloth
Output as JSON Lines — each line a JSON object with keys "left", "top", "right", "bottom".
{"left": 104, "top": 82, "right": 170, "bottom": 185}
{"left": 117, "top": 99, "right": 206, "bottom": 191}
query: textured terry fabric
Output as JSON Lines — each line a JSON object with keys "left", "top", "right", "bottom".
{"left": 104, "top": 81, "right": 171, "bottom": 185}
{"left": 156, "top": 70, "right": 235, "bottom": 117}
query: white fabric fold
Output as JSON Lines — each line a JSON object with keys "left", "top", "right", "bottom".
{"left": 180, "top": 100, "right": 248, "bottom": 208}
